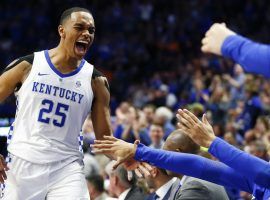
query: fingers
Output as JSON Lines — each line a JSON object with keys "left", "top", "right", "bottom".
{"left": 0, "top": 156, "right": 8, "bottom": 171}
{"left": 134, "top": 140, "right": 140, "bottom": 145}
{"left": 137, "top": 164, "right": 151, "bottom": 177}
{"left": 0, "top": 155, "right": 7, "bottom": 183}
{"left": 180, "top": 109, "right": 201, "bottom": 127}
{"left": 177, "top": 127, "right": 191, "bottom": 138}
{"left": 112, "top": 157, "right": 126, "bottom": 170}
{"left": 140, "top": 162, "right": 153, "bottom": 171}
{"left": 201, "top": 37, "right": 208, "bottom": 45}
{"left": 103, "top": 135, "right": 118, "bottom": 141}
{"left": 91, "top": 149, "right": 114, "bottom": 154}
{"left": 0, "top": 174, "right": 4, "bottom": 183}
{"left": 1, "top": 170, "right": 7, "bottom": 180}
{"left": 201, "top": 44, "right": 209, "bottom": 53}
{"left": 94, "top": 140, "right": 114, "bottom": 144}
{"left": 177, "top": 113, "right": 192, "bottom": 129}
{"left": 91, "top": 143, "right": 113, "bottom": 148}
{"left": 177, "top": 109, "right": 200, "bottom": 128}
{"left": 123, "top": 160, "right": 139, "bottom": 171}
{"left": 202, "top": 113, "right": 210, "bottom": 125}
{"left": 183, "top": 109, "right": 200, "bottom": 123}
{"left": 135, "top": 168, "right": 143, "bottom": 178}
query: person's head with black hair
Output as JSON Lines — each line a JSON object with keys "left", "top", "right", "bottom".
{"left": 86, "top": 175, "right": 106, "bottom": 200}
{"left": 59, "top": 7, "right": 92, "bottom": 25}
{"left": 57, "top": 7, "right": 95, "bottom": 60}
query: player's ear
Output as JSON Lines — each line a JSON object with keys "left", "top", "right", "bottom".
{"left": 58, "top": 25, "right": 65, "bottom": 38}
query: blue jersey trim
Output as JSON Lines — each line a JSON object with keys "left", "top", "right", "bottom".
{"left": 44, "top": 50, "right": 85, "bottom": 78}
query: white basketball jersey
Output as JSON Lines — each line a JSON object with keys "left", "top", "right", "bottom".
{"left": 8, "top": 50, "right": 94, "bottom": 163}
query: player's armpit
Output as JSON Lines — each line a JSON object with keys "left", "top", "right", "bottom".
{"left": 91, "top": 76, "right": 112, "bottom": 140}
{"left": 0, "top": 56, "right": 32, "bottom": 102}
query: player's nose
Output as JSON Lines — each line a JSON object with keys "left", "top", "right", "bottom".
{"left": 82, "top": 30, "right": 91, "bottom": 39}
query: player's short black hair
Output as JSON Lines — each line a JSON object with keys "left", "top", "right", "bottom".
{"left": 60, "top": 7, "right": 92, "bottom": 25}
{"left": 86, "top": 175, "right": 104, "bottom": 192}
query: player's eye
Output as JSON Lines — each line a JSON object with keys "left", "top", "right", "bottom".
{"left": 89, "top": 27, "right": 95, "bottom": 34}
{"left": 75, "top": 26, "right": 83, "bottom": 31}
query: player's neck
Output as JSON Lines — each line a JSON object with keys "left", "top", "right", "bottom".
{"left": 49, "top": 45, "right": 81, "bottom": 71}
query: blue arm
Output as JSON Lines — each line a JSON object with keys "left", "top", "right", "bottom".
{"left": 221, "top": 35, "right": 270, "bottom": 78}
{"left": 134, "top": 143, "right": 253, "bottom": 192}
{"left": 209, "top": 137, "right": 270, "bottom": 188}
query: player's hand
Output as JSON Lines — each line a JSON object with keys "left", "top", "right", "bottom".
{"left": 201, "top": 23, "right": 236, "bottom": 55}
{"left": 177, "top": 109, "right": 216, "bottom": 148}
{"left": 134, "top": 162, "right": 155, "bottom": 178}
{"left": 91, "top": 136, "right": 138, "bottom": 170}
{"left": 0, "top": 154, "right": 9, "bottom": 183}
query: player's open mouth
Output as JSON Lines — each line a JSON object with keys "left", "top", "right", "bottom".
{"left": 75, "top": 41, "right": 89, "bottom": 55}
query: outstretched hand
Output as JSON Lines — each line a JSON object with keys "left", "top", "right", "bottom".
{"left": 91, "top": 136, "right": 138, "bottom": 170}
{"left": 201, "top": 23, "right": 236, "bottom": 55}
{"left": 0, "top": 154, "right": 9, "bottom": 183}
{"left": 177, "top": 109, "right": 216, "bottom": 148}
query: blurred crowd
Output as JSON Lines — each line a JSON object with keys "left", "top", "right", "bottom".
{"left": 1, "top": 0, "right": 270, "bottom": 199}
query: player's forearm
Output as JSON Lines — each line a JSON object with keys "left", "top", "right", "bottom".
{"left": 209, "top": 137, "right": 270, "bottom": 188}
{"left": 134, "top": 143, "right": 252, "bottom": 192}
{"left": 221, "top": 35, "right": 270, "bottom": 77}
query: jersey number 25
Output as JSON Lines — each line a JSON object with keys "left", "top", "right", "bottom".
{"left": 38, "top": 99, "right": 69, "bottom": 127}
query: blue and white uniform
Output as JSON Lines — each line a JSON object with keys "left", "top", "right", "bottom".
{"left": 3, "top": 50, "right": 94, "bottom": 200}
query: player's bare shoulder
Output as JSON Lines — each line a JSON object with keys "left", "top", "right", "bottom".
{"left": 0, "top": 54, "right": 34, "bottom": 102}
{"left": 91, "top": 68, "right": 110, "bottom": 101}
{"left": 2, "top": 54, "right": 34, "bottom": 83}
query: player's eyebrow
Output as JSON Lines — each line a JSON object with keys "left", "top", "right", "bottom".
{"left": 74, "top": 23, "right": 84, "bottom": 26}
{"left": 74, "top": 22, "right": 95, "bottom": 29}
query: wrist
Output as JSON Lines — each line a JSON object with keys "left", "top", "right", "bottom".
{"left": 205, "top": 135, "right": 216, "bottom": 148}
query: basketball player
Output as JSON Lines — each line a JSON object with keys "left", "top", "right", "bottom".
{"left": 0, "top": 7, "right": 112, "bottom": 199}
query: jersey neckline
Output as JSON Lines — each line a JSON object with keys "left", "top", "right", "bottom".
{"left": 44, "top": 50, "right": 85, "bottom": 78}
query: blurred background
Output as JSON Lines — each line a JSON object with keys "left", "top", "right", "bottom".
{"left": 1, "top": 0, "right": 270, "bottom": 199}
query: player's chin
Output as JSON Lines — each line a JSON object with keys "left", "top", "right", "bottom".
{"left": 74, "top": 48, "right": 88, "bottom": 59}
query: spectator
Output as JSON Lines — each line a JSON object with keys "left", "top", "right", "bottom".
{"left": 145, "top": 168, "right": 179, "bottom": 200}
{"left": 86, "top": 175, "right": 108, "bottom": 200}
{"left": 223, "top": 64, "right": 246, "bottom": 108}
{"left": 149, "top": 122, "right": 165, "bottom": 149}
{"left": 154, "top": 106, "right": 175, "bottom": 139}
{"left": 105, "top": 161, "right": 146, "bottom": 200}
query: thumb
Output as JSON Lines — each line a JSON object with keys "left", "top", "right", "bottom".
{"left": 134, "top": 140, "right": 140, "bottom": 145}
{"left": 112, "top": 157, "right": 125, "bottom": 170}
{"left": 221, "top": 22, "right": 226, "bottom": 27}
{"left": 202, "top": 114, "right": 210, "bottom": 125}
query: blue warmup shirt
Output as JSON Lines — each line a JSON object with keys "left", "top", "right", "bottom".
{"left": 135, "top": 138, "right": 270, "bottom": 199}
{"left": 221, "top": 35, "right": 270, "bottom": 78}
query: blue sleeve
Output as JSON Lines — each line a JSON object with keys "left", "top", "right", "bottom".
{"left": 134, "top": 143, "right": 253, "bottom": 192}
{"left": 113, "top": 125, "right": 123, "bottom": 139}
{"left": 221, "top": 35, "right": 270, "bottom": 78}
{"left": 209, "top": 137, "right": 270, "bottom": 188}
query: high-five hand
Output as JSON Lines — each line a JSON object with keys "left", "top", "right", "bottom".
{"left": 201, "top": 23, "right": 236, "bottom": 55}
{"left": 177, "top": 109, "right": 216, "bottom": 148}
{"left": 91, "top": 136, "right": 138, "bottom": 170}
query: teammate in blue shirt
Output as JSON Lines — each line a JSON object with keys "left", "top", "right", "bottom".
{"left": 93, "top": 24, "right": 270, "bottom": 199}
{"left": 92, "top": 23, "right": 270, "bottom": 199}
{"left": 92, "top": 109, "right": 270, "bottom": 199}
{"left": 201, "top": 23, "right": 270, "bottom": 78}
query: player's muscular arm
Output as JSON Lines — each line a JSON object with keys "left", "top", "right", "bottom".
{"left": 0, "top": 55, "right": 33, "bottom": 102}
{"left": 91, "top": 70, "right": 112, "bottom": 140}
